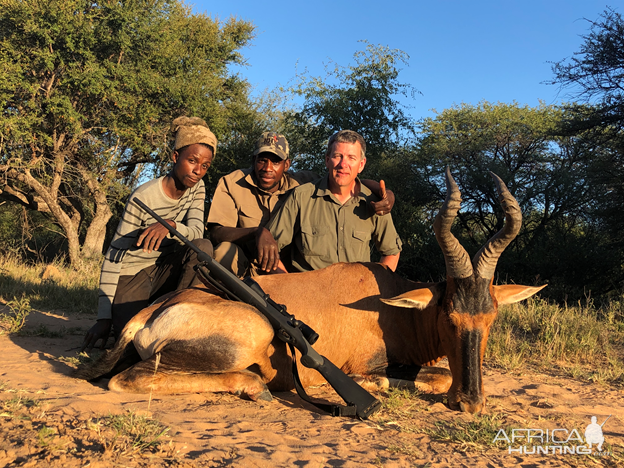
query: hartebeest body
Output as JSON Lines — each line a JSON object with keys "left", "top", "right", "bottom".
{"left": 77, "top": 170, "right": 544, "bottom": 413}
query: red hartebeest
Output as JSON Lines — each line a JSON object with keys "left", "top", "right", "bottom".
{"left": 76, "top": 169, "right": 545, "bottom": 413}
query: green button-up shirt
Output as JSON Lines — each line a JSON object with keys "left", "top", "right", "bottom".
{"left": 266, "top": 175, "right": 402, "bottom": 272}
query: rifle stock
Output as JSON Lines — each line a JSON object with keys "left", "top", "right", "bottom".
{"left": 132, "top": 197, "right": 381, "bottom": 419}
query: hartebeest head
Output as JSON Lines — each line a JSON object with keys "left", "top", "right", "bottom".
{"left": 383, "top": 168, "right": 545, "bottom": 413}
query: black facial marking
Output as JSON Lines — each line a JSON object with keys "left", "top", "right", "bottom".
{"left": 460, "top": 328, "right": 483, "bottom": 402}
{"left": 158, "top": 335, "right": 238, "bottom": 372}
{"left": 453, "top": 276, "right": 494, "bottom": 316}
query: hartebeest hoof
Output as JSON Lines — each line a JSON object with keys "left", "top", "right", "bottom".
{"left": 459, "top": 400, "right": 484, "bottom": 413}
{"left": 449, "top": 395, "right": 485, "bottom": 414}
{"left": 251, "top": 389, "right": 273, "bottom": 402}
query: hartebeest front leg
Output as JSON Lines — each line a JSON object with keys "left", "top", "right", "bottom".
{"left": 351, "top": 366, "right": 453, "bottom": 394}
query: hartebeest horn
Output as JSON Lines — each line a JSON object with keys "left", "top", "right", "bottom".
{"left": 433, "top": 167, "right": 473, "bottom": 279}
{"left": 472, "top": 172, "right": 522, "bottom": 280}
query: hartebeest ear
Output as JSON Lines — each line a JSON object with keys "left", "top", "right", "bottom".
{"left": 380, "top": 287, "right": 436, "bottom": 310}
{"left": 492, "top": 284, "right": 546, "bottom": 305}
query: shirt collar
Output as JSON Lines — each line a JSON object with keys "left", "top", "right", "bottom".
{"left": 316, "top": 175, "right": 371, "bottom": 200}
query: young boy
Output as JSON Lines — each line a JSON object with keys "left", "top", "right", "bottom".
{"left": 81, "top": 116, "right": 216, "bottom": 351}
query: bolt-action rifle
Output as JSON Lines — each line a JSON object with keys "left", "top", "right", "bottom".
{"left": 133, "top": 198, "right": 381, "bottom": 419}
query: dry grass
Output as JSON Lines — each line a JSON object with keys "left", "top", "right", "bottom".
{"left": 371, "top": 388, "right": 508, "bottom": 452}
{"left": 0, "top": 254, "right": 99, "bottom": 315}
{"left": 486, "top": 296, "right": 624, "bottom": 386}
{"left": 0, "top": 381, "right": 177, "bottom": 465}
{"left": 370, "top": 388, "right": 622, "bottom": 465}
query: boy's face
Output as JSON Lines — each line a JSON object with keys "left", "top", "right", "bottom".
{"left": 172, "top": 143, "right": 213, "bottom": 189}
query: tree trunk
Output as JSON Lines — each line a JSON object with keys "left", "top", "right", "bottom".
{"left": 15, "top": 169, "right": 84, "bottom": 268}
{"left": 65, "top": 224, "right": 83, "bottom": 268}
{"left": 82, "top": 206, "right": 111, "bottom": 258}
{"left": 79, "top": 164, "right": 113, "bottom": 258}
{"left": 6, "top": 155, "right": 87, "bottom": 267}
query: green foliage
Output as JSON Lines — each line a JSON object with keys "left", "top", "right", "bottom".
{"left": 1, "top": 393, "right": 40, "bottom": 414}
{"left": 550, "top": 7, "right": 624, "bottom": 108}
{"left": 18, "top": 324, "right": 84, "bottom": 338}
{"left": 0, "top": 294, "right": 31, "bottom": 334}
{"left": 419, "top": 101, "right": 581, "bottom": 219}
{"left": 207, "top": 89, "right": 291, "bottom": 196}
{"left": 57, "top": 351, "right": 95, "bottom": 366}
{"left": 280, "top": 43, "right": 440, "bottom": 280}
{"left": 283, "top": 42, "right": 419, "bottom": 173}
{"left": 417, "top": 101, "right": 620, "bottom": 297}
{"left": 103, "top": 411, "right": 170, "bottom": 452}
{"left": 0, "top": 0, "right": 255, "bottom": 265}
{"left": 549, "top": 7, "right": 624, "bottom": 293}
{"left": 423, "top": 414, "right": 509, "bottom": 450}
{"left": 37, "top": 425, "right": 56, "bottom": 447}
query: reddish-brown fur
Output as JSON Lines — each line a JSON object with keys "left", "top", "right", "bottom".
{"left": 77, "top": 262, "right": 544, "bottom": 413}
{"left": 76, "top": 170, "right": 545, "bottom": 413}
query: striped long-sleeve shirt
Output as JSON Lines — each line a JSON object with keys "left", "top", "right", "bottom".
{"left": 97, "top": 176, "right": 206, "bottom": 320}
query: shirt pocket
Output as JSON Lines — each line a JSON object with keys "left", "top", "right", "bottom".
{"left": 351, "top": 229, "right": 372, "bottom": 260}
{"left": 238, "top": 207, "right": 263, "bottom": 229}
{"left": 300, "top": 224, "right": 331, "bottom": 258}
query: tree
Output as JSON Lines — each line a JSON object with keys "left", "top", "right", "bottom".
{"left": 0, "top": 0, "right": 254, "bottom": 267}
{"left": 208, "top": 89, "right": 290, "bottom": 191}
{"left": 282, "top": 42, "right": 419, "bottom": 174}
{"left": 550, "top": 7, "right": 624, "bottom": 129}
{"left": 550, "top": 7, "right": 624, "bottom": 260}
{"left": 279, "top": 44, "right": 443, "bottom": 280}
{"left": 418, "top": 101, "right": 621, "bottom": 298}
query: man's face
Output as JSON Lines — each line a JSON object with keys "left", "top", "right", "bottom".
{"left": 325, "top": 141, "right": 366, "bottom": 189}
{"left": 254, "top": 152, "right": 291, "bottom": 193}
{"left": 172, "top": 143, "right": 213, "bottom": 189}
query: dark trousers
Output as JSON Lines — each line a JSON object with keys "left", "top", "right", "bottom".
{"left": 111, "top": 238, "right": 213, "bottom": 339}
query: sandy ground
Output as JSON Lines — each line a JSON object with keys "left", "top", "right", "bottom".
{"left": 0, "top": 308, "right": 622, "bottom": 467}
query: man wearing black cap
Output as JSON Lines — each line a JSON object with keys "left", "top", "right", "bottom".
{"left": 208, "top": 131, "right": 393, "bottom": 277}
{"left": 207, "top": 132, "right": 315, "bottom": 277}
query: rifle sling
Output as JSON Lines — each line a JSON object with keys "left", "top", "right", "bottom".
{"left": 194, "top": 265, "right": 359, "bottom": 418}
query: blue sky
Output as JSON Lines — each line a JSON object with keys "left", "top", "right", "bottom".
{"left": 192, "top": 1, "right": 617, "bottom": 120}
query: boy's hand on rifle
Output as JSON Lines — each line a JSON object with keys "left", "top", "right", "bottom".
{"left": 137, "top": 220, "right": 176, "bottom": 253}
{"left": 81, "top": 319, "right": 112, "bottom": 352}
{"left": 256, "top": 227, "right": 280, "bottom": 272}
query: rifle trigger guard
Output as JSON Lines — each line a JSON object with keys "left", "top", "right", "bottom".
{"left": 277, "top": 328, "right": 295, "bottom": 344}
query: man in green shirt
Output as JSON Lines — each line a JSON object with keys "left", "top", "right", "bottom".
{"left": 261, "top": 130, "right": 402, "bottom": 273}
{"left": 207, "top": 131, "right": 395, "bottom": 277}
